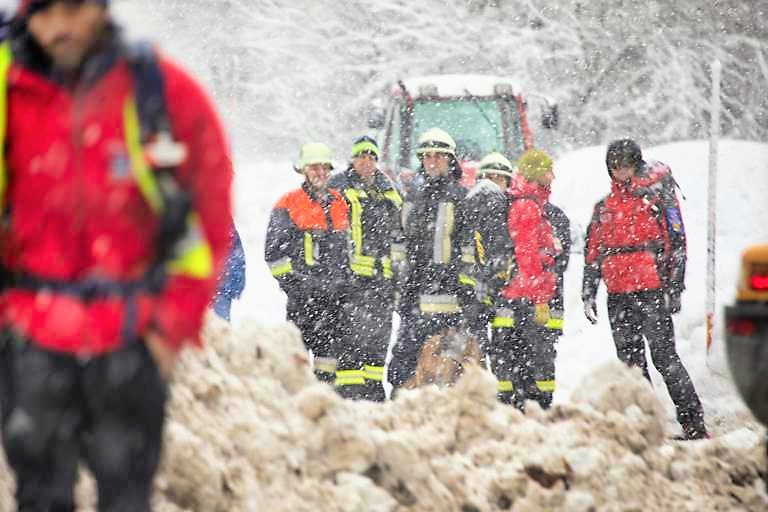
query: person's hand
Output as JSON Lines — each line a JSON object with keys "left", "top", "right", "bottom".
{"left": 534, "top": 303, "right": 550, "bottom": 326}
{"left": 145, "top": 331, "right": 180, "bottom": 381}
{"left": 584, "top": 298, "right": 598, "bottom": 324}
{"left": 665, "top": 290, "right": 682, "bottom": 314}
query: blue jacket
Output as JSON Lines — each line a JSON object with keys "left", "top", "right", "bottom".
{"left": 215, "top": 229, "right": 246, "bottom": 301}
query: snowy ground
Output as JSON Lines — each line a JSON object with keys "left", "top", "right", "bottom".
{"left": 231, "top": 139, "right": 768, "bottom": 438}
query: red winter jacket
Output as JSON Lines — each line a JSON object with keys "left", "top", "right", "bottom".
{"left": 1, "top": 30, "right": 232, "bottom": 354}
{"left": 501, "top": 175, "right": 557, "bottom": 304}
{"left": 584, "top": 180, "right": 671, "bottom": 295}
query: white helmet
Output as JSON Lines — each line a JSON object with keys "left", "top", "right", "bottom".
{"left": 415, "top": 128, "right": 456, "bottom": 157}
{"left": 295, "top": 142, "right": 334, "bottom": 173}
{"left": 477, "top": 152, "right": 514, "bottom": 179}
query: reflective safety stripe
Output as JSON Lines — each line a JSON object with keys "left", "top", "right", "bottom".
{"left": 124, "top": 96, "right": 164, "bottom": 214}
{"left": 346, "top": 188, "right": 392, "bottom": 278}
{"left": 381, "top": 256, "right": 393, "bottom": 280}
{"left": 384, "top": 189, "right": 404, "bottom": 208}
{"left": 497, "top": 380, "right": 514, "bottom": 392}
{"left": 419, "top": 294, "right": 460, "bottom": 314}
{"left": 474, "top": 231, "right": 486, "bottom": 265}
{"left": 304, "top": 232, "right": 315, "bottom": 266}
{"left": 314, "top": 356, "right": 337, "bottom": 374}
{"left": 536, "top": 380, "right": 556, "bottom": 392}
{"left": 433, "top": 202, "right": 454, "bottom": 264}
{"left": 166, "top": 212, "right": 214, "bottom": 279}
{"left": 461, "top": 245, "right": 476, "bottom": 264}
{"left": 125, "top": 96, "right": 213, "bottom": 280}
{"left": 335, "top": 369, "right": 366, "bottom": 387}
{"left": 491, "top": 316, "right": 516, "bottom": 328}
{"left": 459, "top": 273, "right": 477, "bottom": 287}
{"left": 545, "top": 317, "right": 564, "bottom": 330}
{"left": 268, "top": 257, "right": 293, "bottom": 277}
{"left": 391, "top": 243, "right": 406, "bottom": 262}
{"left": 0, "top": 43, "right": 12, "bottom": 213}
{"left": 363, "top": 364, "right": 385, "bottom": 382}
{"left": 346, "top": 188, "right": 366, "bottom": 259}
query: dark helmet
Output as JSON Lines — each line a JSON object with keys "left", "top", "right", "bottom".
{"left": 605, "top": 139, "right": 643, "bottom": 176}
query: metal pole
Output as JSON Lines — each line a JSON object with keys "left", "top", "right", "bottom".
{"left": 706, "top": 59, "right": 721, "bottom": 353}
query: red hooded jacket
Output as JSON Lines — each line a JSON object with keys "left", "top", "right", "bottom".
{"left": 502, "top": 174, "right": 557, "bottom": 304}
{"left": 0, "top": 30, "right": 232, "bottom": 354}
{"left": 584, "top": 179, "right": 671, "bottom": 295}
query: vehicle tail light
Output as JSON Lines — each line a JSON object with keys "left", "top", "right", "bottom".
{"left": 727, "top": 318, "right": 758, "bottom": 337}
{"left": 750, "top": 273, "right": 768, "bottom": 291}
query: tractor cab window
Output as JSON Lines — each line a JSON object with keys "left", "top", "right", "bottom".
{"left": 409, "top": 99, "right": 506, "bottom": 169}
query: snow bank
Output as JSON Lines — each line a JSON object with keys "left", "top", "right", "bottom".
{"left": 1, "top": 316, "right": 766, "bottom": 510}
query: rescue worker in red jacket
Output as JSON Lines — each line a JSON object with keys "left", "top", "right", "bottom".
{"left": 492, "top": 149, "right": 559, "bottom": 410}
{"left": 265, "top": 143, "right": 351, "bottom": 385}
{"left": 582, "top": 139, "right": 708, "bottom": 440}
{"left": 0, "top": 1, "right": 233, "bottom": 509}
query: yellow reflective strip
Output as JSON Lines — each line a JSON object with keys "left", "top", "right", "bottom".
{"left": 351, "top": 263, "right": 376, "bottom": 277}
{"left": 545, "top": 318, "right": 564, "bottom": 330}
{"left": 459, "top": 273, "right": 477, "bottom": 287}
{"left": 381, "top": 257, "right": 393, "bottom": 279}
{"left": 536, "top": 380, "right": 556, "bottom": 392}
{"left": 269, "top": 257, "right": 293, "bottom": 277}
{"left": 474, "top": 231, "right": 486, "bottom": 265}
{"left": 384, "top": 189, "right": 403, "bottom": 208}
{"left": 346, "top": 189, "right": 365, "bottom": 258}
{"left": 304, "top": 232, "right": 315, "bottom": 266}
{"left": 491, "top": 316, "right": 516, "bottom": 328}
{"left": 123, "top": 96, "right": 163, "bottom": 214}
{"left": 335, "top": 369, "right": 366, "bottom": 386}
{"left": 0, "top": 43, "right": 11, "bottom": 213}
{"left": 364, "top": 365, "right": 385, "bottom": 382}
{"left": 167, "top": 214, "right": 214, "bottom": 278}
{"left": 497, "top": 380, "right": 514, "bottom": 392}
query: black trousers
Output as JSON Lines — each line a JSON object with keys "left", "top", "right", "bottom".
{"left": 336, "top": 284, "right": 393, "bottom": 401}
{"left": 490, "top": 300, "right": 554, "bottom": 410}
{"left": 607, "top": 290, "right": 706, "bottom": 436}
{"left": 286, "top": 292, "right": 349, "bottom": 382}
{"left": 0, "top": 332, "right": 167, "bottom": 512}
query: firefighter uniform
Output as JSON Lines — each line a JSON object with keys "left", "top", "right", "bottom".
{"left": 265, "top": 145, "right": 351, "bottom": 383}
{"left": 463, "top": 153, "right": 515, "bottom": 357}
{"left": 328, "top": 138, "right": 403, "bottom": 401}
{"left": 388, "top": 128, "right": 474, "bottom": 390}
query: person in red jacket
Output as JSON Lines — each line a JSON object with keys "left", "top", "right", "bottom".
{"left": 491, "top": 149, "right": 559, "bottom": 410}
{"left": 582, "top": 139, "right": 707, "bottom": 440}
{"left": 0, "top": 1, "right": 232, "bottom": 509}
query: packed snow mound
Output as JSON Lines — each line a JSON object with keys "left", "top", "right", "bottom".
{"left": 159, "top": 319, "right": 767, "bottom": 511}
{"left": 1, "top": 316, "right": 766, "bottom": 511}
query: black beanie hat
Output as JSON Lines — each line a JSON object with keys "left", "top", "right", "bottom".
{"left": 606, "top": 138, "right": 643, "bottom": 177}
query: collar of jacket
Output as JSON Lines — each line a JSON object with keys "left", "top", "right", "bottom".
{"left": 509, "top": 174, "right": 550, "bottom": 204}
{"left": 302, "top": 181, "right": 336, "bottom": 207}
{"left": 344, "top": 166, "right": 391, "bottom": 191}
{"left": 11, "top": 21, "right": 122, "bottom": 91}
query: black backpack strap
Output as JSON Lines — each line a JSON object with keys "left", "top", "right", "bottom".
{"left": 126, "top": 41, "right": 172, "bottom": 142}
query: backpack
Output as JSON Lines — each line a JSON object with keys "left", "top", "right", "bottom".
{"left": 632, "top": 160, "right": 687, "bottom": 293}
